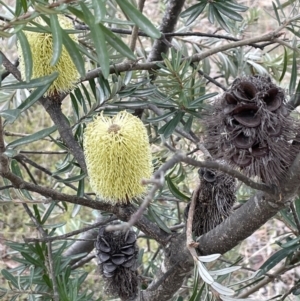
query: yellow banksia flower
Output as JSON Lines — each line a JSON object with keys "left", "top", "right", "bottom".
{"left": 84, "top": 111, "right": 153, "bottom": 204}
{"left": 18, "top": 15, "right": 79, "bottom": 96}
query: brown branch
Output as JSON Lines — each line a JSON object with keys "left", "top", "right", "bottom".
{"left": 0, "top": 51, "right": 21, "bottom": 81}
{"left": 39, "top": 97, "right": 87, "bottom": 174}
{"left": 147, "top": 0, "right": 186, "bottom": 62}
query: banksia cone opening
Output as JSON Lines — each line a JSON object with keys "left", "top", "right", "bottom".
{"left": 18, "top": 16, "right": 79, "bottom": 96}
{"left": 185, "top": 168, "right": 236, "bottom": 237}
{"left": 95, "top": 226, "right": 139, "bottom": 300}
{"left": 84, "top": 111, "right": 153, "bottom": 203}
{"left": 204, "top": 75, "right": 300, "bottom": 184}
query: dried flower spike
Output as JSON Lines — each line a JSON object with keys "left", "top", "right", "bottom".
{"left": 95, "top": 226, "right": 139, "bottom": 300}
{"left": 185, "top": 168, "right": 236, "bottom": 236}
{"left": 204, "top": 75, "right": 300, "bottom": 184}
{"left": 18, "top": 16, "right": 79, "bottom": 96}
{"left": 84, "top": 111, "right": 153, "bottom": 203}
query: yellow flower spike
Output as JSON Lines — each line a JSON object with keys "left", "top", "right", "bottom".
{"left": 18, "top": 16, "right": 79, "bottom": 96}
{"left": 84, "top": 111, "right": 153, "bottom": 204}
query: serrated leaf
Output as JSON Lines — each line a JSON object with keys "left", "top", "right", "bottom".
{"left": 7, "top": 125, "right": 57, "bottom": 148}
{"left": 16, "top": 30, "right": 32, "bottom": 82}
{"left": 115, "top": 0, "right": 161, "bottom": 39}
{"left": 50, "top": 14, "right": 62, "bottom": 66}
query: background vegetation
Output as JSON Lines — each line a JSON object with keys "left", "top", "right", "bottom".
{"left": 1, "top": 0, "right": 300, "bottom": 300}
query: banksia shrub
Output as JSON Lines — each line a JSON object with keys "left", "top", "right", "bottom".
{"left": 18, "top": 16, "right": 79, "bottom": 96}
{"left": 95, "top": 226, "right": 139, "bottom": 300}
{"left": 185, "top": 168, "right": 236, "bottom": 236}
{"left": 84, "top": 111, "right": 153, "bottom": 204}
{"left": 204, "top": 75, "right": 300, "bottom": 184}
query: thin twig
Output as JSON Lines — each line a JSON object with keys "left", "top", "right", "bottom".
{"left": 106, "top": 173, "right": 165, "bottom": 232}
{"left": 129, "top": 0, "right": 145, "bottom": 52}
{"left": 25, "top": 216, "right": 117, "bottom": 243}
{"left": 186, "top": 184, "right": 201, "bottom": 257}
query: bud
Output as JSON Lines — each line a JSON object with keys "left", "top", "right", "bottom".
{"left": 18, "top": 15, "right": 79, "bottom": 96}
{"left": 204, "top": 75, "right": 300, "bottom": 184}
{"left": 84, "top": 111, "right": 153, "bottom": 203}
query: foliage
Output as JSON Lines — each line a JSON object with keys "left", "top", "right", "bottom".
{"left": 1, "top": 0, "right": 300, "bottom": 301}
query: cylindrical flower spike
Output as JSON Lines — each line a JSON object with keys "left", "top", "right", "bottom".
{"left": 84, "top": 111, "right": 153, "bottom": 203}
{"left": 204, "top": 75, "right": 300, "bottom": 184}
{"left": 18, "top": 16, "right": 79, "bottom": 96}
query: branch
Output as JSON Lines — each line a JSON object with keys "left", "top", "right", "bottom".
{"left": 83, "top": 28, "right": 285, "bottom": 81}
{"left": 147, "top": 0, "right": 186, "bottom": 62}
{"left": 0, "top": 51, "right": 21, "bottom": 81}
{"left": 39, "top": 97, "right": 87, "bottom": 174}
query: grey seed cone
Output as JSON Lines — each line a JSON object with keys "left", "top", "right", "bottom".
{"left": 95, "top": 226, "right": 139, "bottom": 300}
{"left": 184, "top": 168, "right": 236, "bottom": 237}
{"left": 204, "top": 75, "right": 300, "bottom": 184}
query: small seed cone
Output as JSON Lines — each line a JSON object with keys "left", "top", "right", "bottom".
{"left": 18, "top": 16, "right": 79, "bottom": 96}
{"left": 203, "top": 75, "right": 300, "bottom": 184}
{"left": 84, "top": 111, "right": 153, "bottom": 203}
{"left": 185, "top": 168, "right": 236, "bottom": 236}
{"left": 95, "top": 226, "right": 139, "bottom": 300}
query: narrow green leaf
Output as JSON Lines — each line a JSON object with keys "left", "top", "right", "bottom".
{"left": 16, "top": 73, "right": 58, "bottom": 112}
{"left": 181, "top": 3, "right": 207, "bottom": 26}
{"left": 295, "top": 198, "right": 300, "bottom": 220}
{"left": 1, "top": 270, "right": 19, "bottom": 288}
{"left": 15, "top": 0, "right": 22, "bottom": 16}
{"left": 223, "top": 1, "right": 248, "bottom": 12}
{"left": 16, "top": 30, "right": 32, "bottom": 82}
{"left": 279, "top": 47, "right": 287, "bottom": 82}
{"left": 50, "top": 14, "right": 62, "bottom": 66}
{"left": 41, "top": 201, "right": 57, "bottom": 224}
{"left": 289, "top": 49, "right": 297, "bottom": 95}
{"left": 21, "top": 0, "right": 27, "bottom": 12}
{"left": 0, "top": 109, "right": 21, "bottom": 124}
{"left": 80, "top": 3, "right": 110, "bottom": 78}
{"left": 214, "top": 2, "right": 243, "bottom": 22}
{"left": 70, "top": 92, "right": 80, "bottom": 120}
{"left": 115, "top": 0, "right": 161, "bottom": 39}
{"left": 101, "top": 24, "right": 136, "bottom": 60}
{"left": 57, "top": 173, "right": 86, "bottom": 183}
{"left": 158, "top": 111, "right": 185, "bottom": 138}
{"left": 188, "top": 92, "right": 218, "bottom": 108}
{"left": 212, "top": 5, "right": 230, "bottom": 32}
{"left": 272, "top": 1, "right": 281, "bottom": 25}
{"left": 207, "top": 4, "right": 215, "bottom": 24}
{"left": 93, "top": 0, "right": 106, "bottom": 23}
{"left": 67, "top": 6, "right": 85, "bottom": 20}
{"left": 256, "top": 244, "right": 299, "bottom": 277}
{"left": 61, "top": 30, "right": 85, "bottom": 78}
{"left": 166, "top": 176, "right": 190, "bottom": 201}
{"left": 147, "top": 111, "right": 174, "bottom": 122}
{"left": 2, "top": 72, "right": 58, "bottom": 90}
{"left": 148, "top": 206, "right": 171, "bottom": 233}
{"left": 7, "top": 125, "right": 57, "bottom": 148}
